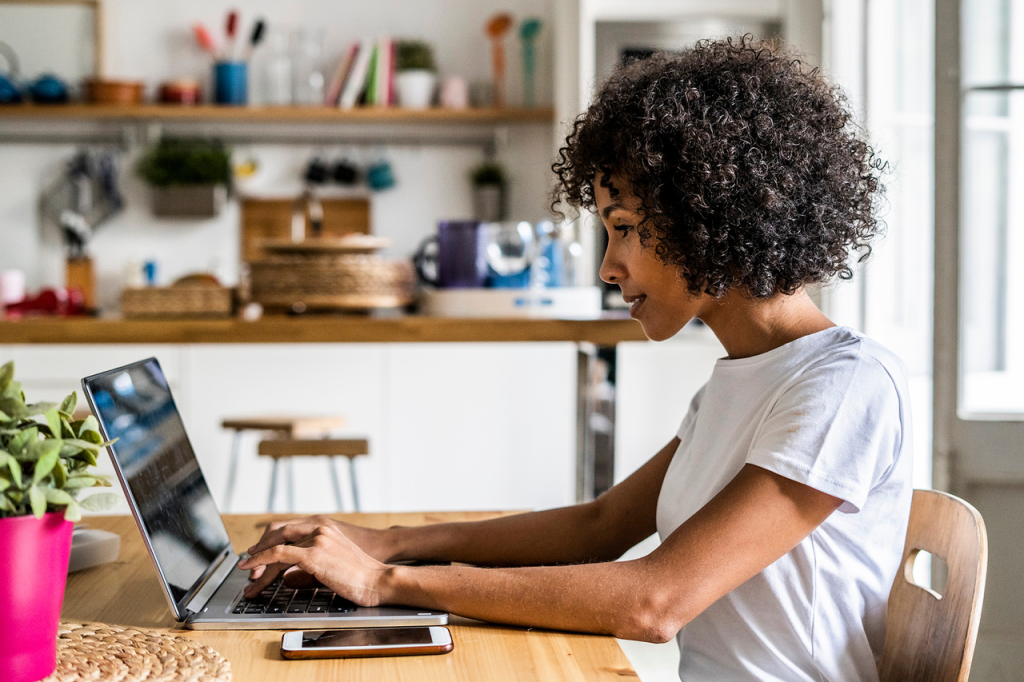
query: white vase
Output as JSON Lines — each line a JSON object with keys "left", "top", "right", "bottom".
{"left": 396, "top": 70, "right": 437, "bottom": 109}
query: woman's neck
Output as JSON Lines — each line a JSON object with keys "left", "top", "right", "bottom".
{"left": 697, "top": 289, "right": 835, "bottom": 360}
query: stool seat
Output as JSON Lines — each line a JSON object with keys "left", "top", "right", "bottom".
{"left": 221, "top": 415, "right": 347, "bottom": 438}
{"left": 258, "top": 438, "right": 369, "bottom": 458}
{"left": 220, "top": 414, "right": 362, "bottom": 513}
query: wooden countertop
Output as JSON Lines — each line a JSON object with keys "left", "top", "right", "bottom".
{"left": 63, "top": 512, "right": 636, "bottom": 682}
{"left": 0, "top": 315, "right": 647, "bottom": 345}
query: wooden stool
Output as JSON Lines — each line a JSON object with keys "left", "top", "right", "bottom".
{"left": 220, "top": 416, "right": 348, "bottom": 512}
{"left": 258, "top": 438, "right": 368, "bottom": 512}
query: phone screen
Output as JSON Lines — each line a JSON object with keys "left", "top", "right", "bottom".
{"left": 302, "top": 628, "right": 433, "bottom": 648}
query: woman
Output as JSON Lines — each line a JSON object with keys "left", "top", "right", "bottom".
{"left": 240, "top": 37, "right": 912, "bottom": 681}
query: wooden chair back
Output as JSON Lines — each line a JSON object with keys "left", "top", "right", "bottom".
{"left": 878, "top": 489, "right": 988, "bottom": 682}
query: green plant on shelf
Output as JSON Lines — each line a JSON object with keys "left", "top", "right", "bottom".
{"left": 136, "top": 138, "right": 232, "bottom": 187}
{"left": 470, "top": 161, "right": 506, "bottom": 187}
{"left": 0, "top": 361, "right": 119, "bottom": 521}
{"left": 397, "top": 40, "right": 436, "bottom": 72}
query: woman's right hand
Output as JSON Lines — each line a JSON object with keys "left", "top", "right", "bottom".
{"left": 243, "top": 515, "right": 399, "bottom": 580}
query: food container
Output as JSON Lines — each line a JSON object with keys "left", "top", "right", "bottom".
{"left": 249, "top": 236, "right": 413, "bottom": 312}
{"left": 121, "top": 283, "right": 233, "bottom": 318}
{"left": 83, "top": 79, "right": 145, "bottom": 105}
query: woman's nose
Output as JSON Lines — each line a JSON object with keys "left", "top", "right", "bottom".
{"left": 599, "top": 244, "right": 625, "bottom": 284}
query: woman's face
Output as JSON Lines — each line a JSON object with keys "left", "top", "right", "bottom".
{"left": 595, "top": 175, "right": 706, "bottom": 341}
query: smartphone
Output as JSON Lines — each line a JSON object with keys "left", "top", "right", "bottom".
{"left": 280, "top": 626, "right": 453, "bottom": 660}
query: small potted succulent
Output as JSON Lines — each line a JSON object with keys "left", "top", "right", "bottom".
{"left": 470, "top": 161, "right": 506, "bottom": 222}
{"left": 136, "top": 137, "right": 232, "bottom": 218}
{"left": 0, "top": 361, "right": 119, "bottom": 682}
{"left": 395, "top": 40, "right": 437, "bottom": 109}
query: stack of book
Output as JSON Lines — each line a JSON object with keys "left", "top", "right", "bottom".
{"left": 324, "top": 37, "right": 396, "bottom": 109}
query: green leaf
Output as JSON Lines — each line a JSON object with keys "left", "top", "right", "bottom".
{"left": 32, "top": 448, "right": 59, "bottom": 485}
{"left": 0, "top": 408, "right": 9, "bottom": 423}
{"left": 63, "top": 500, "right": 81, "bottom": 522}
{"left": 0, "top": 361, "right": 12, "bottom": 394}
{"left": 64, "top": 476, "right": 96, "bottom": 492}
{"left": 23, "top": 402, "right": 57, "bottom": 418}
{"left": 0, "top": 478, "right": 8, "bottom": 492}
{"left": 60, "top": 417, "right": 75, "bottom": 439}
{"left": 70, "top": 450, "right": 98, "bottom": 467}
{"left": 78, "top": 415, "right": 100, "bottom": 438}
{"left": 8, "top": 427, "right": 36, "bottom": 458}
{"left": 0, "top": 451, "right": 22, "bottom": 487}
{"left": 52, "top": 458, "right": 67, "bottom": 488}
{"left": 44, "top": 488, "right": 73, "bottom": 506}
{"left": 44, "top": 409, "right": 61, "bottom": 440}
{"left": 79, "top": 492, "right": 120, "bottom": 512}
{"left": 0, "top": 494, "right": 14, "bottom": 512}
{"left": 28, "top": 485, "right": 45, "bottom": 518}
{"left": 59, "top": 392, "right": 77, "bottom": 418}
{"left": 59, "top": 438, "right": 104, "bottom": 453}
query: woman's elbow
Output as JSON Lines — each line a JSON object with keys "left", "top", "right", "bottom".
{"left": 612, "top": 593, "right": 688, "bottom": 644}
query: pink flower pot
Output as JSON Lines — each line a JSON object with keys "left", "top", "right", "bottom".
{"left": 0, "top": 512, "right": 74, "bottom": 682}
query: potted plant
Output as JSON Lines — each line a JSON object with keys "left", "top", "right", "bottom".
{"left": 136, "top": 138, "right": 232, "bottom": 217}
{"left": 470, "top": 161, "right": 506, "bottom": 222}
{"left": 395, "top": 40, "right": 437, "bottom": 109}
{"left": 0, "top": 361, "right": 119, "bottom": 682}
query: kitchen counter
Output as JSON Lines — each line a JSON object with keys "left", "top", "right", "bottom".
{"left": 0, "top": 314, "right": 647, "bottom": 345}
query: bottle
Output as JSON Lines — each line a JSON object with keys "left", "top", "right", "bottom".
{"left": 293, "top": 28, "right": 325, "bottom": 106}
{"left": 264, "top": 29, "right": 293, "bottom": 105}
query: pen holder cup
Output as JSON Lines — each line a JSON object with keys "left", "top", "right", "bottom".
{"left": 213, "top": 61, "right": 247, "bottom": 106}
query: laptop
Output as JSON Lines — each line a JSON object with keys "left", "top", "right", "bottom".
{"left": 82, "top": 357, "right": 448, "bottom": 630}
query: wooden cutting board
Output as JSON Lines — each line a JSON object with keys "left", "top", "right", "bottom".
{"left": 240, "top": 196, "right": 371, "bottom": 263}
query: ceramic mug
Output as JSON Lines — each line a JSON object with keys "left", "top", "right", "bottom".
{"left": 414, "top": 221, "right": 487, "bottom": 289}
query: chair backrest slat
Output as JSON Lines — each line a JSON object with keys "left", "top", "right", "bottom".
{"left": 878, "top": 489, "right": 988, "bottom": 682}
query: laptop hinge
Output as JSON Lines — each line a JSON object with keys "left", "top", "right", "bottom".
{"left": 184, "top": 551, "right": 238, "bottom": 615}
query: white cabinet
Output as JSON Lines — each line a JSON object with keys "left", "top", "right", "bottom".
{"left": 0, "top": 342, "right": 580, "bottom": 515}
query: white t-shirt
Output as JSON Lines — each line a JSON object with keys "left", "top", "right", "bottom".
{"left": 656, "top": 326, "right": 912, "bottom": 682}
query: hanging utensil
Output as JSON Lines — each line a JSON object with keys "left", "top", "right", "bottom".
{"left": 519, "top": 18, "right": 542, "bottom": 108}
{"left": 485, "top": 13, "right": 513, "bottom": 107}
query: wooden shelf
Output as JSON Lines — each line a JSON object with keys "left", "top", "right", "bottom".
{"left": 0, "top": 104, "right": 554, "bottom": 124}
{"left": 0, "top": 315, "right": 646, "bottom": 345}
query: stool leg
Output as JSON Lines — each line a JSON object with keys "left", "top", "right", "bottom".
{"left": 268, "top": 458, "right": 280, "bottom": 512}
{"left": 224, "top": 431, "right": 242, "bottom": 512}
{"left": 287, "top": 458, "right": 296, "bottom": 512}
{"left": 348, "top": 457, "right": 361, "bottom": 512}
{"left": 329, "top": 457, "right": 344, "bottom": 512}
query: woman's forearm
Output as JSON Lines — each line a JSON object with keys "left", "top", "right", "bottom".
{"left": 384, "top": 501, "right": 640, "bottom": 567}
{"left": 380, "top": 559, "right": 674, "bottom": 643}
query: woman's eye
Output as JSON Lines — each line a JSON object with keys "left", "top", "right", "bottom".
{"left": 613, "top": 224, "right": 632, "bottom": 235}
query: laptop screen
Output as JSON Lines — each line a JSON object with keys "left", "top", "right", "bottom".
{"left": 83, "top": 358, "right": 231, "bottom": 605}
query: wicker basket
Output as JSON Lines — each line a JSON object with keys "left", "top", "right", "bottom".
{"left": 121, "top": 285, "right": 234, "bottom": 318}
{"left": 249, "top": 254, "right": 414, "bottom": 311}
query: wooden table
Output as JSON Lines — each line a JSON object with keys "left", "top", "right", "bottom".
{"left": 63, "top": 513, "right": 637, "bottom": 682}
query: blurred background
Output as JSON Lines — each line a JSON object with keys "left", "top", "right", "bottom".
{"left": 0, "top": 0, "right": 1020, "bottom": 679}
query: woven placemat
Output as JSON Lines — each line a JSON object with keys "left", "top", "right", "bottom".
{"left": 42, "top": 622, "right": 232, "bottom": 682}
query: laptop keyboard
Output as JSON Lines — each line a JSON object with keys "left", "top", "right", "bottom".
{"left": 232, "top": 578, "right": 357, "bottom": 616}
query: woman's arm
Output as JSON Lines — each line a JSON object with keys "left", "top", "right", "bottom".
{"left": 243, "top": 438, "right": 679, "bottom": 590}
{"left": 239, "top": 463, "right": 843, "bottom": 642}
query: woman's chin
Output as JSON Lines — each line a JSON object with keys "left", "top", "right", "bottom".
{"left": 638, "top": 316, "right": 691, "bottom": 342}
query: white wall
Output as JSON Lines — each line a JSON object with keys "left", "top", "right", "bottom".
{"left": 0, "top": 0, "right": 557, "bottom": 311}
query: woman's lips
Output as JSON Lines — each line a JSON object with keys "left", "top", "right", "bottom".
{"left": 628, "top": 295, "right": 646, "bottom": 318}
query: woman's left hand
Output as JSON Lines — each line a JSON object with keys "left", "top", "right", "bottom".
{"left": 238, "top": 524, "right": 389, "bottom": 605}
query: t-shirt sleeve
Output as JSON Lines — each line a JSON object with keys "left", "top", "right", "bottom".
{"left": 745, "top": 352, "right": 904, "bottom": 514}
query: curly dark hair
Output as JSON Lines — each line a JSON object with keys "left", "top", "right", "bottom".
{"left": 551, "top": 36, "right": 885, "bottom": 298}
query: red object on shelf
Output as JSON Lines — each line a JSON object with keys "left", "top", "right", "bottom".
{"left": 3, "top": 288, "right": 87, "bottom": 318}
{"left": 159, "top": 80, "right": 202, "bottom": 105}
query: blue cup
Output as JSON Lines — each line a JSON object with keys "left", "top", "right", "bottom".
{"left": 213, "top": 61, "right": 247, "bottom": 105}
